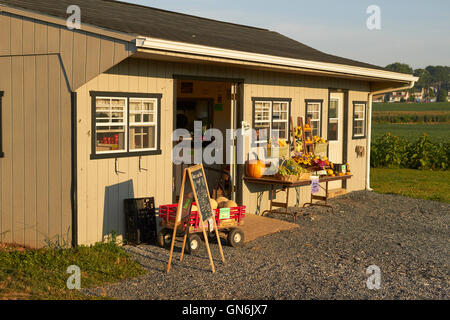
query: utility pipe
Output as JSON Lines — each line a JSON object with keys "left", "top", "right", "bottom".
{"left": 366, "top": 81, "right": 416, "bottom": 190}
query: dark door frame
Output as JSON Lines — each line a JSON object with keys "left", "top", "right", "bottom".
{"left": 172, "top": 75, "right": 245, "bottom": 204}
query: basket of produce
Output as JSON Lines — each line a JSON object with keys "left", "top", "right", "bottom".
{"left": 313, "top": 136, "right": 328, "bottom": 155}
{"left": 275, "top": 158, "right": 311, "bottom": 181}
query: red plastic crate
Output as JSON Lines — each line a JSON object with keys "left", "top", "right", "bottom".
{"left": 159, "top": 203, "right": 246, "bottom": 229}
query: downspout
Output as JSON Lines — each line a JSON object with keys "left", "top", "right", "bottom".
{"left": 366, "top": 81, "right": 415, "bottom": 190}
{"left": 71, "top": 92, "right": 78, "bottom": 247}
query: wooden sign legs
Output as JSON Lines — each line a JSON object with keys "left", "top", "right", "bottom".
{"left": 166, "top": 169, "right": 187, "bottom": 274}
{"left": 167, "top": 166, "right": 225, "bottom": 273}
{"left": 179, "top": 218, "right": 217, "bottom": 273}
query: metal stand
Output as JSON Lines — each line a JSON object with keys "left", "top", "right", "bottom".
{"left": 303, "top": 180, "right": 335, "bottom": 214}
{"left": 262, "top": 185, "right": 301, "bottom": 223}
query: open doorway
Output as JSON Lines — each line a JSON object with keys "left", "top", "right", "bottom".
{"left": 173, "top": 78, "right": 242, "bottom": 203}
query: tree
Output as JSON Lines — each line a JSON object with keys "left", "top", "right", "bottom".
{"left": 385, "top": 62, "right": 414, "bottom": 75}
{"left": 414, "top": 69, "right": 431, "bottom": 89}
{"left": 437, "top": 89, "right": 448, "bottom": 102}
{"left": 408, "top": 89, "right": 416, "bottom": 102}
{"left": 428, "top": 88, "right": 436, "bottom": 99}
{"left": 425, "top": 66, "right": 449, "bottom": 90}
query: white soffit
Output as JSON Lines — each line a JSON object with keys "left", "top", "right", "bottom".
{"left": 135, "top": 37, "right": 418, "bottom": 83}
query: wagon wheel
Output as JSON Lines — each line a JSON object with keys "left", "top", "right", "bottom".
{"left": 227, "top": 228, "right": 244, "bottom": 247}
{"left": 185, "top": 234, "right": 202, "bottom": 255}
{"left": 157, "top": 228, "right": 173, "bottom": 249}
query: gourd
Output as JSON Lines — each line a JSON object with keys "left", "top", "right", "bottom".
{"left": 216, "top": 196, "right": 228, "bottom": 204}
{"left": 210, "top": 199, "right": 218, "bottom": 210}
{"left": 245, "top": 159, "right": 265, "bottom": 178}
{"left": 219, "top": 200, "right": 238, "bottom": 209}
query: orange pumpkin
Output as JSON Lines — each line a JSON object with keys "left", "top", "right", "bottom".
{"left": 246, "top": 160, "right": 265, "bottom": 178}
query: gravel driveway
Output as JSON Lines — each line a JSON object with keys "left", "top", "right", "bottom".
{"left": 84, "top": 191, "right": 449, "bottom": 300}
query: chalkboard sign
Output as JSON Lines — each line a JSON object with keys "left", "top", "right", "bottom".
{"left": 190, "top": 167, "right": 214, "bottom": 221}
{"left": 167, "top": 164, "right": 225, "bottom": 273}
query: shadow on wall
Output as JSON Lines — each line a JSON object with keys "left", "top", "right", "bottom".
{"left": 103, "top": 179, "right": 135, "bottom": 242}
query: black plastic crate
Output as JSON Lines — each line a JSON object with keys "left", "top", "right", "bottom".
{"left": 124, "top": 197, "right": 157, "bottom": 245}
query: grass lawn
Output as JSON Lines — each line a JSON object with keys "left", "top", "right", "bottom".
{"left": 0, "top": 240, "right": 147, "bottom": 300}
{"left": 373, "top": 102, "right": 450, "bottom": 112}
{"left": 371, "top": 168, "right": 450, "bottom": 203}
{"left": 372, "top": 123, "right": 450, "bottom": 142}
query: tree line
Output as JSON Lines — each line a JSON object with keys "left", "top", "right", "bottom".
{"left": 385, "top": 63, "right": 449, "bottom": 102}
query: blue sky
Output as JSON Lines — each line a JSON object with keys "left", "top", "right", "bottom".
{"left": 123, "top": 0, "right": 449, "bottom": 69}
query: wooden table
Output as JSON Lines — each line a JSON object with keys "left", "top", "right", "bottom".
{"left": 244, "top": 175, "right": 352, "bottom": 222}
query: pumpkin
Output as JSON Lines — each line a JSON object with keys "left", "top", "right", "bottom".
{"left": 246, "top": 160, "right": 265, "bottom": 178}
{"left": 219, "top": 200, "right": 238, "bottom": 209}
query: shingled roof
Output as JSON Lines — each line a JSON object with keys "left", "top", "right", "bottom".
{"left": 0, "top": 0, "right": 385, "bottom": 71}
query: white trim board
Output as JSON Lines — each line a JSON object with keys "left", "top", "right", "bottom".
{"left": 135, "top": 37, "right": 418, "bottom": 84}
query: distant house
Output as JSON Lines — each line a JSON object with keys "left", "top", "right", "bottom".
{"left": 411, "top": 88, "right": 425, "bottom": 102}
{"left": 388, "top": 90, "right": 410, "bottom": 102}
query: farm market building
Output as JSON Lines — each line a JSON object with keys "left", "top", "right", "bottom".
{"left": 0, "top": 0, "right": 417, "bottom": 247}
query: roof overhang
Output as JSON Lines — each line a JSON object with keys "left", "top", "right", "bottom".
{"left": 135, "top": 36, "right": 418, "bottom": 88}
{"left": 0, "top": 3, "right": 136, "bottom": 42}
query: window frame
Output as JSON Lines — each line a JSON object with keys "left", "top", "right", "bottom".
{"left": 305, "top": 99, "right": 323, "bottom": 137}
{"left": 0, "top": 91, "right": 3, "bottom": 158}
{"left": 327, "top": 97, "right": 339, "bottom": 142}
{"left": 251, "top": 97, "right": 292, "bottom": 145}
{"left": 90, "top": 91, "right": 162, "bottom": 160}
{"left": 128, "top": 97, "right": 159, "bottom": 152}
{"left": 352, "top": 101, "right": 367, "bottom": 139}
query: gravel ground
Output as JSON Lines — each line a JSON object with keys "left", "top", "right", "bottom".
{"left": 84, "top": 191, "right": 449, "bottom": 300}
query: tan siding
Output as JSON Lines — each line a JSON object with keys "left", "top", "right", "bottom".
{"left": 24, "top": 55, "right": 37, "bottom": 246}
{"left": 0, "top": 12, "right": 134, "bottom": 247}
{"left": 99, "top": 38, "right": 115, "bottom": 77}
{"left": 347, "top": 91, "right": 369, "bottom": 192}
{"left": 0, "top": 57, "right": 12, "bottom": 244}
{"left": 47, "top": 24, "right": 60, "bottom": 53}
{"left": 77, "top": 59, "right": 173, "bottom": 244}
{"left": 73, "top": 32, "right": 87, "bottom": 92}
{"left": 85, "top": 34, "right": 101, "bottom": 84}
{"left": 47, "top": 54, "right": 62, "bottom": 243}
{"left": 76, "top": 58, "right": 369, "bottom": 244}
{"left": 22, "top": 18, "right": 35, "bottom": 55}
{"left": 10, "top": 15, "right": 22, "bottom": 55}
{"left": 34, "top": 21, "right": 48, "bottom": 54}
{"left": 0, "top": 13, "right": 11, "bottom": 56}
{"left": 11, "top": 56, "right": 25, "bottom": 244}
{"left": 35, "top": 55, "right": 49, "bottom": 246}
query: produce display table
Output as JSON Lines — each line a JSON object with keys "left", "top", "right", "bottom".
{"left": 244, "top": 175, "right": 352, "bottom": 222}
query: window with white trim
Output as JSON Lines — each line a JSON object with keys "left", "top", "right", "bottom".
{"left": 306, "top": 100, "right": 322, "bottom": 137}
{"left": 129, "top": 98, "right": 158, "bottom": 151}
{"left": 353, "top": 102, "right": 367, "bottom": 138}
{"left": 95, "top": 97, "right": 127, "bottom": 153}
{"left": 253, "top": 99, "right": 290, "bottom": 144}
{"left": 91, "top": 92, "right": 162, "bottom": 159}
